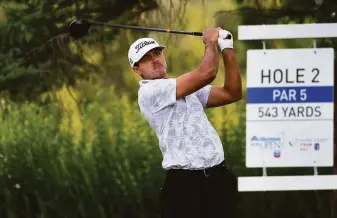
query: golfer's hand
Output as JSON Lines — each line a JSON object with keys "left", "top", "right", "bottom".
{"left": 217, "top": 29, "right": 233, "bottom": 51}
{"left": 202, "top": 27, "right": 221, "bottom": 45}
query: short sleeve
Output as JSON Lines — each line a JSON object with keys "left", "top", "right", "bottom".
{"left": 138, "top": 78, "right": 177, "bottom": 113}
{"left": 195, "top": 85, "right": 212, "bottom": 108}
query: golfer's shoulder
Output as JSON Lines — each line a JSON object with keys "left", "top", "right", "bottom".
{"left": 138, "top": 78, "right": 176, "bottom": 96}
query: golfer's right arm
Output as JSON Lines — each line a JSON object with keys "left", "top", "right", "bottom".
{"left": 176, "top": 27, "right": 220, "bottom": 99}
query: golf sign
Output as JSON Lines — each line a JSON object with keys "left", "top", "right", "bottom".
{"left": 245, "top": 48, "right": 334, "bottom": 168}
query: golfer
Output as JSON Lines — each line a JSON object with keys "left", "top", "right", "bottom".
{"left": 128, "top": 27, "right": 242, "bottom": 218}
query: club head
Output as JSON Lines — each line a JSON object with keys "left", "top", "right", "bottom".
{"left": 69, "top": 19, "right": 91, "bottom": 39}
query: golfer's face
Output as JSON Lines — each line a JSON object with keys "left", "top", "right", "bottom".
{"left": 137, "top": 48, "right": 167, "bottom": 79}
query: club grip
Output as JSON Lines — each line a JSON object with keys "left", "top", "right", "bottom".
{"left": 193, "top": 32, "right": 232, "bottom": 39}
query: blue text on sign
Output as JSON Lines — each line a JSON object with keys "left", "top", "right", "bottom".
{"left": 247, "top": 86, "right": 333, "bottom": 104}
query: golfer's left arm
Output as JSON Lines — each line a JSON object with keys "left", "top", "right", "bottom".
{"left": 206, "top": 30, "right": 242, "bottom": 108}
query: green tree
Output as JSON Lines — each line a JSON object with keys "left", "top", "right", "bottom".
{"left": 0, "top": 0, "right": 158, "bottom": 101}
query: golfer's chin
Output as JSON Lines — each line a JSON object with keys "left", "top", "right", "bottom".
{"left": 152, "top": 69, "right": 168, "bottom": 79}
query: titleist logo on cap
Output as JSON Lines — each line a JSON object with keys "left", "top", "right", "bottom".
{"left": 135, "top": 40, "right": 155, "bottom": 53}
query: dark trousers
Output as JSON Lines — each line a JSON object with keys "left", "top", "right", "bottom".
{"left": 160, "top": 161, "right": 239, "bottom": 218}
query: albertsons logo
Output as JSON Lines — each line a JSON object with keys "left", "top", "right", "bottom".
{"left": 250, "top": 136, "right": 283, "bottom": 149}
{"left": 250, "top": 136, "right": 262, "bottom": 147}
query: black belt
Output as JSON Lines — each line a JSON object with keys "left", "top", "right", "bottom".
{"left": 167, "top": 160, "right": 227, "bottom": 177}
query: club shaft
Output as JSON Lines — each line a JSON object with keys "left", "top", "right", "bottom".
{"left": 88, "top": 20, "right": 203, "bottom": 36}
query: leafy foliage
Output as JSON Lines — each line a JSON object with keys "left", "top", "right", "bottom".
{"left": 0, "top": 0, "right": 158, "bottom": 101}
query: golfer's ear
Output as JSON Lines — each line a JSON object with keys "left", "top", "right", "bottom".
{"left": 132, "top": 66, "right": 140, "bottom": 75}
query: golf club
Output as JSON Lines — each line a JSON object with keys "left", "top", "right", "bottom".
{"left": 68, "top": 19, "right": 232, "bottom": 40}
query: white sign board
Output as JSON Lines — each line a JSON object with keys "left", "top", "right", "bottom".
{"left": 246, "top": 48, "right": 334, "bottom": 168}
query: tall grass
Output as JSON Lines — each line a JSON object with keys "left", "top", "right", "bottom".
{"left": 0, "top": 88, "right": 163, "bottom": 218}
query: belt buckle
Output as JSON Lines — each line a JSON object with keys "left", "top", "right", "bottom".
{"left": 203, "top": 168, "right": 209, "bottom": 177}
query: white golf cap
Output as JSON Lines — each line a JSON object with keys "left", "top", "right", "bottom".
{"left": 128, "top": 37, "right": 165, "bottom": 67}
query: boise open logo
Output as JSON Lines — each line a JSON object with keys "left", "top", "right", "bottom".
{"left": 250, "top": 134, "right": 284, "bottom": 158}
{"left": 135, "top": 40, "right": 155, "bottom": 53}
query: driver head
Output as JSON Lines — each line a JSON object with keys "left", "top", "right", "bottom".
{"left": 69, "top": 19, "right": 90, "bottom": 39}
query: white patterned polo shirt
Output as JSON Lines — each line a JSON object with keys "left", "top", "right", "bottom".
{"left": 137, "top": 78, "right": 225, "bottom": 170}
